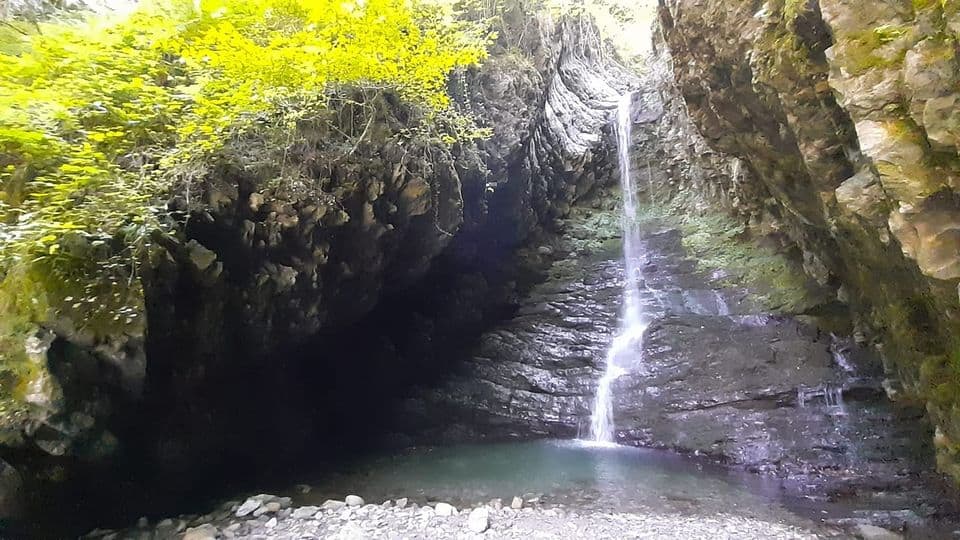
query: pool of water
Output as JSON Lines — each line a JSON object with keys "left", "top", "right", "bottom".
{"left": 296, "top": 439, "right": 830, "bottom": 530}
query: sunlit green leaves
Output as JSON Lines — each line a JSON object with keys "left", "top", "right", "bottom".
{"left": 1, "top": 0, "right": 487, "bottom": 263}
{"left": 0, "top": 0, "right": 488, "bottom": 401}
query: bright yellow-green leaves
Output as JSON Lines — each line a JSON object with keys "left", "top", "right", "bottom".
{"left": 0, "top": 0, "right": 486, "bottom": 267}
{"left": 0, "top": 0, "right": 487, "bottom": 406}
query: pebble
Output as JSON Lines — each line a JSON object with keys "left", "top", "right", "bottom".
{"left": 181, "top": 524, "right": 217, "bottom": 540}
{"left": 322, "top": 499, "right": 346, "bottom": 511}
{"left": 856, "top": 524, "right": 903, "bottom": 540}
{"left": 395, "top": 497, "right": 408, "bottom": 509}
{"left": 435, "top": 502, "right": 456, "bottom": 517}
{"left": 265, "top": 517, "right": 277, "bottom": 529}
{"left": 511, "top": 496, "right": 524, "bottom": 510}
{"left": 235, "top": 498, "right": 261, "bottom": 518}
{"left": 345, "top": 494, "right": 365, "bottom": 507}
{"left": 467, "top": 507, "right": 490, "bottom": 533}
{"left": 252, "top": 505, "right": 270, "bottom": 518}
{"left": 291, "top": 506, "right": 321, "bottom": 519}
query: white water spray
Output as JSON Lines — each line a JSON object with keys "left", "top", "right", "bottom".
{"left": 588, "top": 94, "right": 650, "bottom": 444}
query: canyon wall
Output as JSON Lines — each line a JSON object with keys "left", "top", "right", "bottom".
{"left": 0, "top": 5, "right": 632, "bottom": 527}
{"left": 656, "top": 0, "right": 960, "bottom": 481}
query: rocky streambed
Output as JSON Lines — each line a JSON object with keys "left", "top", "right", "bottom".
{"left": 88, "top": 490, "right": 832, "bottom": 540}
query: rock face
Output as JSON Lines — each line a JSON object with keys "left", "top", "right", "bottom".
{"left": 656, "top": 0, "right": 960, "bottom": 482}
{"left": 0, "top": 6, "right": 634, "bottom": 535}
{"left": 134, "top": 9, "right": 631, "bottom": 473}
{"left": 386, "top": 64, "right": 958, "bottom": 529}
{"left": 397, "top": 214, "right": 951, "bottom": 527}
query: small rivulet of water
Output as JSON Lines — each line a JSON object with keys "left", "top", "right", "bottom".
{"left": 588, "top": 94, "right": 650, "bottom": 444}
{"left": 797, "top": 385, "right": 845, "bottom": 409}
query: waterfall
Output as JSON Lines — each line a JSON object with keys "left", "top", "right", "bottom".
{"left": 714, "top": 290, "right": 730, "bottom": 316}
{"left": 588, "top": 94, "right": 650, "bottom": 444}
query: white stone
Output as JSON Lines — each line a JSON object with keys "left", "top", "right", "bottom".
{"left": 292, "top": 506, "right": 321, "bottom": 519}
{"left": 434, "top": 502, "right": 456, "bottom": 517}
{"left": 321, "top": 499, "right": 346, "bottom": 511}
{"left": 265, "top": 517, "right": 278, "bottom": 529}
{"left": 333, "top": 522, "right": 364, "bottom": 540}
{"left": 467, "top": 507, "right": 490, "bottom": 533}
{"left": 345, "top": 495, "right": 365, "bottom": 507}
{"left": 395, "top": 497, "right": 408, "bottom": 509}
{"left": 511, "top": 496, "right": 524, "bottom": 510}
{"left": 182, "top": 524, "right": 218, "bottom": 540}
{"left": 235, "top": 497, "right": 261, "bottom": 518}
{"left": 856, "top": 524, "right": 903, "bottom": 540}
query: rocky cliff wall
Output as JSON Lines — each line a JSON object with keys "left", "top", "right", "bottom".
{"left": 0, "top": 5, "right": 634, "bottom": 531}
{"left": 656, "top": 0, "right": 960, "bottom": 482}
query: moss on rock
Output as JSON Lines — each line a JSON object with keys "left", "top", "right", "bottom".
{"left": 637, "top": 198, "right": 824, "bottom": 315}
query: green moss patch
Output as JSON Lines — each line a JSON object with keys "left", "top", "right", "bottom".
{"left": 637, "top": 200, "right": 824, "bottom": 314}
{"left": 836, "top": 25, "right": 913, "bottom": 74}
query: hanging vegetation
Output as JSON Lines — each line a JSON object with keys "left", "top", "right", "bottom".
{"left": 0, "top": 0, "right": 488, "bottom": 423}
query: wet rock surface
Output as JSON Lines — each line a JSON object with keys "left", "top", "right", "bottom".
{"left": 655, "top": 0, "right": 960, "bottom": 481}
{"left": 394, "top": 211, "right": 960, "bottom": 536}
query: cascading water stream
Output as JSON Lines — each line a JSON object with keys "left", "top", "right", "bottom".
{"left": 588, "top": 94, "right": 650, "bottom": 444}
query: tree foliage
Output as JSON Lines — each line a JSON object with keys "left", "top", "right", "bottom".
{"left": 1, "top": 0, "right": 486, "bottom": 265}
{"left": 0, "top": 0, "right": 487, "bottom": 418}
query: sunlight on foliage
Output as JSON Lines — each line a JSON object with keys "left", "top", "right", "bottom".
{"left": 1, "top": 0, "right": 487, "bottom": 264}
{"left": 545, "top": 0, "right": 656, "bottom": 64}
{"left": 0, "top": 0, "right": 487, "bottom": 416}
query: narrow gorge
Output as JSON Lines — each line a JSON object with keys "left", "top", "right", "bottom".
{"left": 2, "top": 0, "right": 960, "bottom": 539}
